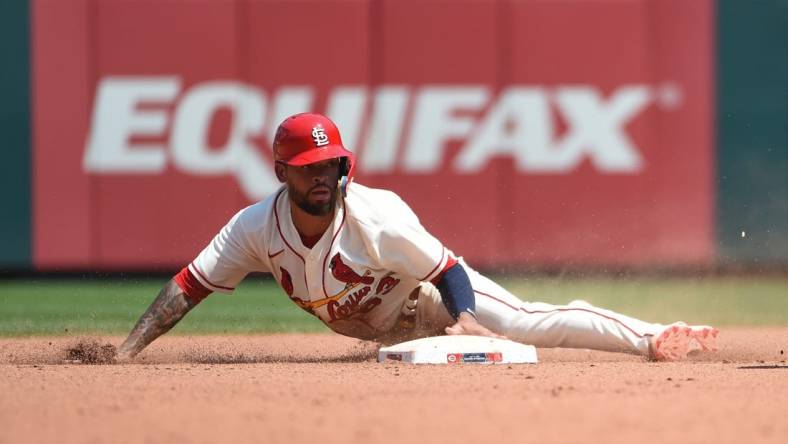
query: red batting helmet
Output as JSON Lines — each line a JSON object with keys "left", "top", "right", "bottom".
{"left": 273, "top": 113, "right": 355, "bottom": 170}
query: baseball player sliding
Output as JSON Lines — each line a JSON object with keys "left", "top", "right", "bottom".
{"left": 116, "top": 113, "right": 717, "bottom": 362}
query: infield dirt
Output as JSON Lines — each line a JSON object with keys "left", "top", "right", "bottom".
{"left": 1, "top": 328, "right": 786, "bottom": 444}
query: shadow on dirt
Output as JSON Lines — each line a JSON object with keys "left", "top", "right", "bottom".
{"left": 183, "top": 352, "right": 377, "bottom": 364}
{"left": 737, "top": 365, "right": 788, "bottom": 370}
{"left": 2, "top": 338, "right": 379, "bottom": 366}
{"left": 183, "top": 343, "right": 380, "bottom": 364}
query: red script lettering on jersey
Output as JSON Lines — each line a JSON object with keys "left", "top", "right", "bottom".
{"left": 327, "top": 286, "right": 381, "bottom": 322}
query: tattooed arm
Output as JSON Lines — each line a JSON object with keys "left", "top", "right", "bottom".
{"left": 116, "top": 279, "right": 199, "bottom": 362}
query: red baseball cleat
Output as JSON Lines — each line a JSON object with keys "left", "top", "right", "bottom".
{"left": 650, "top": 323, "right": 719, "bottom": 361}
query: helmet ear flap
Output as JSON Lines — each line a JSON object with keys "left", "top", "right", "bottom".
{"left": 339, "top": 175, "right": 350, "bottom": 198}
{"left": 338, "top": 157, "right": 350, "bottom": 177}
{"left": 338, "top": 157, "right": 352, "bottom": 197}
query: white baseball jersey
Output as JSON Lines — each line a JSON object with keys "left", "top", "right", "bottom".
{"left": 184, "top": 182, "right": 676, "bottom": 356}
{"left": 187, "top": 183, "right": 454, "bottom": 340}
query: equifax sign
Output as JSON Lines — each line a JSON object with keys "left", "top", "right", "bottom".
{"left": 84, "top": 77, "right": 681, "bottom": 200}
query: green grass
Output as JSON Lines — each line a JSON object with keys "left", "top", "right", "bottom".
{"left": 0, "top": 278, "right": 326, "bottom": 336}
{"left": 498, "top": 276, "right": 788, "bottom": 327}
{"left": 0, "top": 276, "right": 786, "bottom": 336}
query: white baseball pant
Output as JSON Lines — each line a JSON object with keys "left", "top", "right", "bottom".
{"left": 411, "top": 264, "right": 665, "bottom": 357}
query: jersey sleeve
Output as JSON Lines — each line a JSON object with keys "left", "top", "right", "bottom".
{"left": 187, "top": 210, "right": 268, "bottom": 294}
{"left": 374, "top": 196, "right": 454, "bottom": 282}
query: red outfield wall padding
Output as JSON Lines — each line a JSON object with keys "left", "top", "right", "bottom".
{"left": 32, "top": 0, "right": 714, "bottom": 270}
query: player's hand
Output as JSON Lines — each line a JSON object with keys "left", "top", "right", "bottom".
{"left": 445, "top": 312, "right": 507, "bottom": 339}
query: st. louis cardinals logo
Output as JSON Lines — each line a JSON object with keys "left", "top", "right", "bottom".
{"left": 325, "top": 253, "right": 380, "bottom": 322}
{"left": 278, "top": 254, "right": 397, "bottom": 323}
{"left": 311, "top": 124, "right": 329, "bottom": 147}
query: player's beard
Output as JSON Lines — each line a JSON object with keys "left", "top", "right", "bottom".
{"left": 290, "top": 183, "right": 337, "bottom": 216}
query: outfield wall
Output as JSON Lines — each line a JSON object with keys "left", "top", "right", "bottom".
{"left": 29, "top": 0, "right": 715, "bottom": 270}
{"left": 0, "top": 1, "right": 31, "bottom": 268}
{"left": 717, "top": 0, "right": 788, "bottom": 265}
{"left": 0, "top": 0, "right": 786, "bottom": 271}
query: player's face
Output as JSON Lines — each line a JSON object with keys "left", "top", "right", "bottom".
{"left": 283, "top": 158, "right": 340, "bottom": 216}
